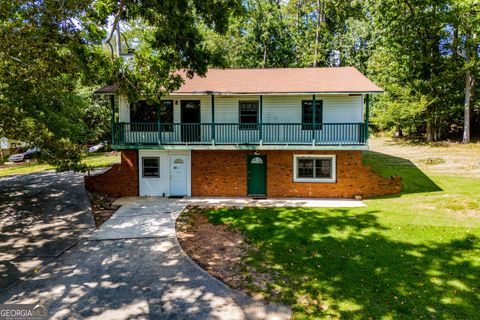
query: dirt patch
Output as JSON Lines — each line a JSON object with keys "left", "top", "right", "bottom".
{"left": 176, "top": 206, "right": 247, "bottom": 288}
{"left": 177, "top": 206, "right": 276, "bottom": 300}
{"left": 88, "top": 192, "right": 120, "bottom": 227}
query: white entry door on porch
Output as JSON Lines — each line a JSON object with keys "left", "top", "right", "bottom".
{"left": 170, "top": 155, "right": 187, "bottom": 196}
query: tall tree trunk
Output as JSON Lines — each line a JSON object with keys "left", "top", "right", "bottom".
{"left": 313, "top": 0, "right": 324, "bottom": 67}
{"left": 462, "top": 32, "right": 475, "bottom": 144}
{"left": 426, "top": 110, "right": 433, "bottom": 142}
{"left": 394, "top": 125, "right": 403, "bottom": 138}
{"left": 463, "top": 69, "right": 472, "bottom": 143}
{"left": 262, "top": 43, "right": 267, "bottom": 67}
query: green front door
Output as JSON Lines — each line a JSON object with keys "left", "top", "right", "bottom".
{"left": 247, "top": 155, "right": 267, "bottom": 196}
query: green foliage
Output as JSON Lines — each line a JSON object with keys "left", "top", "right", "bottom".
{"left": 111, "top": 0, "right": 243, "bottom": 102}
{"left": 0, "top": 1, "right": 112, "bottom": 170}
{"left": 206, "top": 0, "right": 480, "bottom": 140}
{"left": 0, "top": 0, "right": 242, "bottom": 170}
{"left": 79, "top": 88, "right": 113, "bottom": 144}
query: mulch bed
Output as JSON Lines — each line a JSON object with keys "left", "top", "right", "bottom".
{"left": 88, "top": 192, "right": 120, "bottom": 228}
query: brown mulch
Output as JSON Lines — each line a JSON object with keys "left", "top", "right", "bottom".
{"left": 176, "top": 206, "right": 249, "bottom": 289}
{"left": 88, "top": 192, "right": 120, "bottom": 228}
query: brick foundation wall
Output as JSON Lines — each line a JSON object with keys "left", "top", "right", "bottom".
{"left": 84, "top": 150, "right": 138, "bottom": 197}
{"left": 191, "top": 150, "right": 401, "bottom": 198}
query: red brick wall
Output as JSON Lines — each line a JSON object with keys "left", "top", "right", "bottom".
{"left": 191, "top": 150, "right": 401, "bottom": 198}
{"left": 84, "top": 150, "right": 138, "bottom": 197}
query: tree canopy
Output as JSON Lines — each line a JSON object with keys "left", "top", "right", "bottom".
{"left": 0, "top": 0, "right": 478, "bottom": 170}
{"left": 0, "top": 0, "right": 242, "bottom": 170}
{"left": 208, "top": 0, "right": 480, "bottom": 141}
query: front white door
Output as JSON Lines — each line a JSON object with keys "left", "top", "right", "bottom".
{"left": 170, "top": 155, "right": 187, "bottom": 196}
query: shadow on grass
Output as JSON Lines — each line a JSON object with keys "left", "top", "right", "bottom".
{"left": 205, "top": 207, "right": 479, "bottom": 319}
{"left": 363, "top": 151, "right": 442, "bottom": 194}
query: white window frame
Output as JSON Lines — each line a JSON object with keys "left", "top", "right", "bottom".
{"left": 293, "top": 154, "right": 336, "bottom": 183}
{"left": 142, "top": 157, "right": 160, "bottom": 178}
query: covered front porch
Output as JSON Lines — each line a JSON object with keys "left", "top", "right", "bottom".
{"left": 109, "top": 94, "right": 371, "bottom": 148}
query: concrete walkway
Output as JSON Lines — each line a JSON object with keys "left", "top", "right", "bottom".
{"left": 113, "top": 196, "right": 366, "bottom": 208}
{"left": 2, "top": 198, "right": 291, "bottom": 320}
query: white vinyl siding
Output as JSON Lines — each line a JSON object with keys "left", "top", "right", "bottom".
{"left": 118, "top": 95, "right": 130, "bottom": 122}
{"left": 262, "top": 95, "right": 362, "bottom": 123}
{"left": 120, "top": 94, "right": 362, "bottom": 124}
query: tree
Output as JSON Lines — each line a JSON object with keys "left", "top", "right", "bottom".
{"left": 449, "top": 1, "right": 480, "bottom": 143}
{"left": 0, "top": 0, "right": 242, "bottom": 170}
{"left": 0, "top": 1, "right": 111, "bottom": 171}
{"left": 106, "top": 0, "right": 243, "bottom": 102}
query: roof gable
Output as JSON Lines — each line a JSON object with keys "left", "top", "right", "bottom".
{"left": 95, "top": 67, "right": 383, "bottom": 95}
{"left": 175, "top": 67, "right": 382, "bottom": 94}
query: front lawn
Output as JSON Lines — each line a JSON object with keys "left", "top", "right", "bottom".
{"left": 0, "top": 152, "right": 120, "bottom": 177}
{"left": 203, "top": 140, "right": 480, "bottom": 319}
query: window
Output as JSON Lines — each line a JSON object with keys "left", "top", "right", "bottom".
{"left": 239, "top": 101, "right": 259, "bottom": 130}
{"left": 293, "top": 155, "right": 336, "bottom": 182}
{"left": 302, "top": 100, "right": 323, "bottom": 130}
{"left": 130, "top": 100, "right": 157, "bottom": 131}
{"left": 159, "top": 100, "right": 174, "bottom": 132}
{"left": 142, "top": 157, "right": 160, "bottom": 178}
{"left": 130, "top": 100, "right": 174, "bottom": 132}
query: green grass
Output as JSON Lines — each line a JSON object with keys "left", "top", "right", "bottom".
{"left": 204, "top": 151, "right": 480, "bottom": 319}
{"left": 0, "top": 152, "right": 120, "bottom": 177}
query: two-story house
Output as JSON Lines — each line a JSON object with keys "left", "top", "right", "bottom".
{"left": 86, "top": 67, "right": 401, "bottom": 198}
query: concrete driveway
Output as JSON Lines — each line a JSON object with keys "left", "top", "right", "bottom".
{"left": 1, "top": 195, "right": 290, "bottom": 319}
{"left": 0, "top": 171, "right": 94, "bottom": 291}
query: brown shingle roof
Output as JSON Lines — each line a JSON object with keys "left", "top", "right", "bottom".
{"left": 95, "top": 67, "right": 383, "bottom": 95}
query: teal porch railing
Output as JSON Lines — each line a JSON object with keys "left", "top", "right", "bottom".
{"left": 114, "top": 122, "right": 367, "bottom": 146}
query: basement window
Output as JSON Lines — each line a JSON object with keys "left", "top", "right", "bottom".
{"left": 293, "top": 155, "right": 336, "bottom": 183}
{"left": 142, "top": 157, "right": 160, "bottom": 178}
